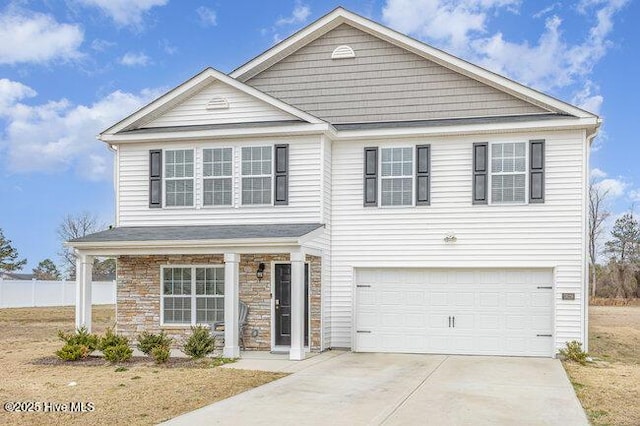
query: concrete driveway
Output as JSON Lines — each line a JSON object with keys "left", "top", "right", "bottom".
{"left": 164, "top": 352, "right": 588, "bottom": 426}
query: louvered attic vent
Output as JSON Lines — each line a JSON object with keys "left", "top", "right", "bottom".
{"left": 206, "top": 97, "right": 229, "bottom": 110}
{"left": 331, "top": 45, "right": 355, "bottom": 59}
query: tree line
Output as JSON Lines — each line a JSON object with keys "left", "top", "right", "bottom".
{"left": 0, "top": 212, "right": 114, "bottom": 281}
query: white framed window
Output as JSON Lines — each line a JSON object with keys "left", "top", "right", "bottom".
{"left": 165, "top": 149, "right": 194, "bottom": 207}
{"left": 161, "top": 266, "right": 225, "bottom": 325}
{"left": 490, "top": 142, "right": 527, "bottom": 204}
{"left": 203, "top": 147, "right": 233, "bottom": 206}
{"left": 380, "top": 147, "right": 413, "bottom": 206}
{"left": 241, "top": 146, "right": 272, "bottom": 205}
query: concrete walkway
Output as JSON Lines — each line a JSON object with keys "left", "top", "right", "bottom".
{"left": 163, "top": 352, "right": 588, "bottom": 426}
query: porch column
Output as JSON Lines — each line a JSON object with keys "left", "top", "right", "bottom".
{"left": 290, "top": 250, "right": 305, "bottom": 361}
{"left": 75, "top": 253, "right": 93, "bottom": 332}
{"left": 223, "top": 253, "right": 240, "bottom": 358}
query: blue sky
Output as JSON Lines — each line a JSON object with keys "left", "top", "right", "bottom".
{"left": 0, "top": 0, "right": 637, "bottom": 271}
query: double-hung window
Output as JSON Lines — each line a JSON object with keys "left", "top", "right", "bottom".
{"left": 203, "top": 148, "right": 233, "bottom": 206}
{"left": 165, "top": 149, "right": 194, "bottom": 207}
{"left": 242, "top": 146, "right": 272, "bottom": 205}
{"left": 490, "top": 142, "right": 526, "bottom": 204}
{"left": 162, "top": 266, "right": 225, "bottom": 325}
{"left": 380, "top": 147, "right": 413, "bottom": 206}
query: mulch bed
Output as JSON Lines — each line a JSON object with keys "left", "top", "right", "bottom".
{"left": 31, "top": 355, "right": 233, "bottom": 368}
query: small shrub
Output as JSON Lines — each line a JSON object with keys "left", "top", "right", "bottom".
{"left": 103, "top": 344, "right": 133, "bottom": 363}
{"left": 56, "top": 343, "right": 89, "bottom": 361}
{"left": 57, "top": 326, "right": 99, "bottom": 352}
{"left": 98, "top": 328, "right": 129, "bottom": 351}
{"left": 183, "top": 325, "right": 215, "bottom": 359}
{"left": 151, "top": 345, "right": 170, "bottom": 364}
{"left": 137, "top": 331, "right": 173, "bottom": 355}
{"left": 559, "top": 340, "right": 589, "bottom": 365}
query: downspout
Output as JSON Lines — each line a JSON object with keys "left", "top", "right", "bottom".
{"left": 583, "top": 119, "right": 601, "bottom": 352}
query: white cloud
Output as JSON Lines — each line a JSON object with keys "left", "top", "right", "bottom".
{"left": 276, "top": 1, "right": 311, "bottom": 26}
{"left": 120, "top": 52, "right": 151, "bottom": 67}
{"left": 628, "top": 189, "right": 640, "bottom": 203}
{"left": 0, "top": 79, "right": 160, "bottom": 181}
{"left": 159, "top": 39, "right": 177, "bottom": 55}
{"left": 595, "top": 178, "right": 627, "bottom": 198}
{"left": 91, "top": 39, "right": 116, "bottom": 52}
{"left": 0, "top": 79, "right": 37, "bottom": 114}
{"left": 591, "top": 168, "right": 607, "bottom": 179}
{"left": 381, "top": 0, "right": 629, "bottom": 103}
{"left": 76, "top": 0, "right": 168, "bottom": 27}
{"left": 0, "top": 8, "right": 83, "bottom": 65}
{"left": 196, "top": 6, "right": 217, "bottom": 27}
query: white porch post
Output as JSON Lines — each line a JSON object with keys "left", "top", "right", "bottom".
{"left": 75, "top": 253, "right": 93, "bottom": 331}
{"left": 223, "top": 253, "right": 240, "bottom": 358}
{"left": 290, "top": 250, "right": 305, "bottom": 361}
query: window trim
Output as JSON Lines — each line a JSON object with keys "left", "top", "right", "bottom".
{"left": 378, "top": 146, "right": 415, "bottom": 208}
{"left": 160, "top": 264, "right": 225, "bottom": 327}
{"left": 488, "top": 141, "right": 529, "bottom": 206}
{"left": 163, "top": 148, "right": 196, "bottom": 209}
{"left": 201, "top": 146, "right": 234, "bottom": 208}
{"left": 240, "top": 145, "right": 274, "bottom": 206}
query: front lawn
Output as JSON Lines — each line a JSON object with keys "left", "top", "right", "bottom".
{"left": 0, "top": 306, "right": 286, "bottom": 425}
{"left": 563, "top": 305, "right": 640, "bottom": 426}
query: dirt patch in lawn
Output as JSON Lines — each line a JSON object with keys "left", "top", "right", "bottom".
{"left": 0, "top": 306, "right": 286, "bottom": 425}
{"left": 563, "top": 305, "right": 640, "bottom": 426}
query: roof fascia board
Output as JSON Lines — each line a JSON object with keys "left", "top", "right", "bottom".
{"left": 329, "top": 116, "right": 600, "bottom": 141}
{"left": 68, "top": 236, "right": 302, "bottom": 250}
{"left": 101, "top": 68, "right": 323, "bottom": 137}
{"left": 73, "top": 245, "right": 302, "bottom": 257}
{"left": 101, "top": 123, "right": 330, "bottom": 143}
{"left": 231, "top": 8, "right": 595, "bottom": 119}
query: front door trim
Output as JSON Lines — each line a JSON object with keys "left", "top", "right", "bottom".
{"left": 271, "top": 261, "right": 311, "bottom": 352}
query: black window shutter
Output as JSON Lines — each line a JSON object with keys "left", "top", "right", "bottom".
{"left": 529, "top": 140, "right": 545, "bottom": 203}
{"left": 149, "top": 149, "right": 162, "bottom": 208}
{"left": 274, "top": 144, "right": 289, "bottom": 205}
{"left": 416, "top": 145, "right": 431, "bottom": 206}
{"left": 472, "top": 142, "right": 488, "bottom": 204}
{"left": 363, "top": 147, "right": 378, "bottom": 207}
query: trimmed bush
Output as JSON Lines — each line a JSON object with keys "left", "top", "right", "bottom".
{"left": 57, "top": 326, "right": 99, "bottom": 352}
{"left": 56, "top": 343, "right": 90, "bottom": 361}
{"left": 183, "top": 325, "right": 215, "bottom": 359}
{"left": 151, "top": 345, "right": 170, "bottom": 364}
{"left": 103, "top": 344, "right": 133, "bottom": 363}
{"left": 137, "top": 331, "right": 173, "bottom": 355}
{"left": 559, "top": 340, "right": 589, "bottom": 365}
{"left": 98, "top": 328, "right": 129, "bottom": 352}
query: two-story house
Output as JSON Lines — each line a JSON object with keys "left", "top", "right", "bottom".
{"left": 69, "top": 8, "right": 599, "bottom": 360}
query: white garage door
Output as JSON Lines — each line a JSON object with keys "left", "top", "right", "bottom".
{"left": 355, "top": 269, "right": 554, "bottom": 357}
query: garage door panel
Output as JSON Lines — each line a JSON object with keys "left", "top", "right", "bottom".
{"left": 355, "top": 268, "right": 554, "bottom": 357}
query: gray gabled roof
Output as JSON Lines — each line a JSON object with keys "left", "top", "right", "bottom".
{"left": 69, "top": 223, "right": 324, "bottom": 244}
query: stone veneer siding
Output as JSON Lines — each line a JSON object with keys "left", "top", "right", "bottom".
{"left": 116, "top": 254, "right": 322, "bottom": 351}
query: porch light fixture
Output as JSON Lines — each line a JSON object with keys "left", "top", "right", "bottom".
{"left": 444, "top": 232, "right": 457, "bottom": 243}
{"left": 256, "top": 263, "right": 266, "bottom": 281}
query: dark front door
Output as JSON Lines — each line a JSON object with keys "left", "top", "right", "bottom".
{"left": 274, "top": 263, "right": 309, "bottom": 347}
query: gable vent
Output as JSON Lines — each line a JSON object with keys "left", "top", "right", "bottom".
{"left": 331, "top": 45, "right": 355, "bottom": 59}
{"left": 206, "top": 97, "right": 229, "bottom": 110}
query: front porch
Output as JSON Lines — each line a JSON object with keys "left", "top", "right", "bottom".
{"left": 68, "top": 224, "right": 325, "bottom": 361}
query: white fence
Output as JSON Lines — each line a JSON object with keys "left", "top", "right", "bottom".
{"left": 0, "top": 279, "right": 116, "bottom": 308}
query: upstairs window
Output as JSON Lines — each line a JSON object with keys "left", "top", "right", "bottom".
{"left": 380, "top": 147, "right": 413, "bottom": 206}
{"left": 203, "top": 148, "right": 233, "bottom": 206}
{"left": 491, "top": 142, "right": 526, "bottom": 204}
{"left": 242, "top": 146, "right": 272, "bottom": 205}
{"left": 165, "top": 149, "right": 194, "bottom": 207}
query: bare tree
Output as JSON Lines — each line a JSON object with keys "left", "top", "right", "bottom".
{"left": 588, "top": 181, "right": 610, "bottom": 296}
{"left": 57, "top": 212, "right": 106, "bottom": 279}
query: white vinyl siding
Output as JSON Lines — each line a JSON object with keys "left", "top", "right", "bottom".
{"left": 142, "top": 81, "right": 297, "bottom": 128}
{"left": 329, "top": 129, "right": 586, "bottom": 353}
{"left": 242, "top": 146, "right": 272, "bottom": 205}
{"left": 380, "top": 147, "right": 413, "bottom": 206}
{"left": 162, "top": 266, "right": 224, "bottom": 325}
{"left": 165, "top": 149, "right": 194, "bottom": 207}
{"left": 491, "top": 142, "right": 526, "bottom": 204}
{"left": 203, "top": 148, "right": 233, "bottom": 206}
{"left": 117, "top": 135, "right": 322, "bottom": 226}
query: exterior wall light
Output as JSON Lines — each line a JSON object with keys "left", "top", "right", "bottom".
{"left": 444, "top": 232, "right": 457, "bottom": 243}
{"left": 256, "top": 263, "right": 266, "bottom": 281}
